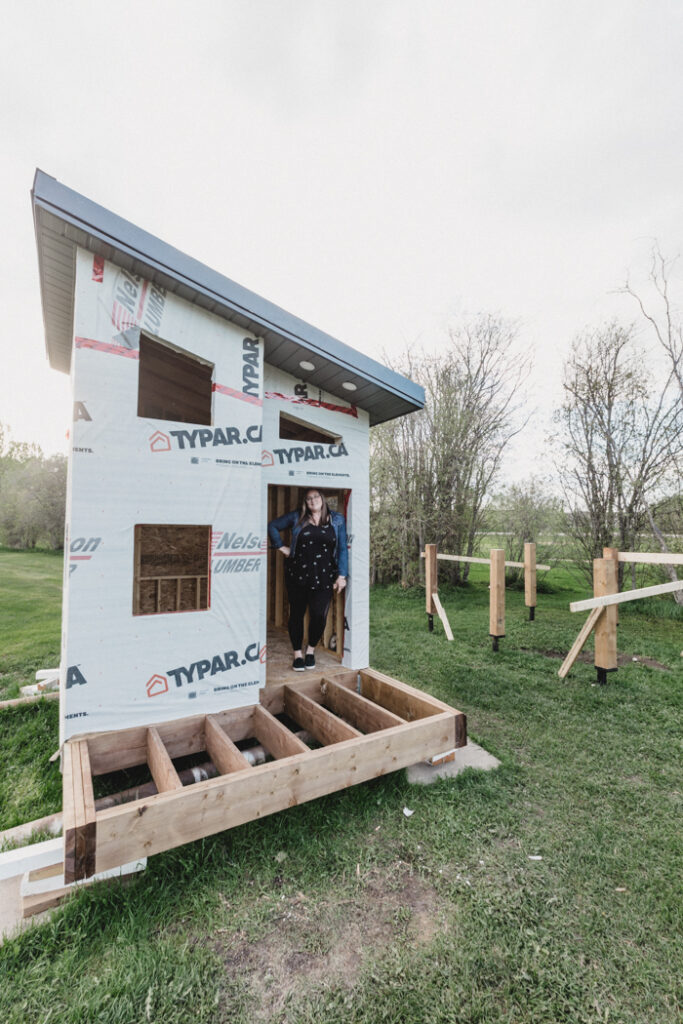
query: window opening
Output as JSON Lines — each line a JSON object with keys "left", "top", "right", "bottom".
{"left": 278, "top": 412, "right": 341, "bottom": 445}
{"left": 138, "top": 334, "right": 213, "bottom": 425}
{"left": 133, "top": 524, "right": 211, "bottom": 615}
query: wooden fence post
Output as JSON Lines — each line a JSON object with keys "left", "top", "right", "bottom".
{"left": 594, "top": 557, "right": 618, "bottom": 684}
{"left": 489, "top": 549, "right": 505, "bottom": 651}
{"left": 425, "top": 544, "right": 437, "bottom": 632}
{"left": 603, "top": 547, "right": 619, "bottom": 626}
{"left": 524, "top": 542, "right": 536, "bottom": 620}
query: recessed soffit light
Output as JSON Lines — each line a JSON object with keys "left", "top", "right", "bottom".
{"left": 341, "top": 381, "right": 357, "bottom": 392}
{"left": 299, "top": 360, "right": 315, "bottom": 372}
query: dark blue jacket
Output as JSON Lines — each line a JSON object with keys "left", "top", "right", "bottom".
{"left": 268, "top": 509, "right": 349, "bottom": 578}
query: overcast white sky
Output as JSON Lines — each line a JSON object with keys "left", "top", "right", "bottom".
{"left": 1, "top": 0, "right": 682, "bottom": 477}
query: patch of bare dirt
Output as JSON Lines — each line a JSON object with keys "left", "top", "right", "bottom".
{"left": 527, "top": 649, "right": 670, "bottom": 671}
{"left": 214, "top": 865, "right": 448, "bottom": 1020}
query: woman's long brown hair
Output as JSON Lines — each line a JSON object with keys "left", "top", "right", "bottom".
{"left": 297, "top": 489, "right": 331, "bottom": 527}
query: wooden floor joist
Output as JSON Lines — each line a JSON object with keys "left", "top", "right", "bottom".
{"left": 59, "top": 668, "right": 467, "bottom": 882}
{"left": 205, "top": 715, "right": 251, "bottom": 773}
{"left": 283, "top": 685, "right": 362, "bottom": 745}
{"left": 322, "top": 678, "right": 405, "bottom": 733}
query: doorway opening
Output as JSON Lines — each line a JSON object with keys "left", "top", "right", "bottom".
{"left": 266, "top": 483, "right": 349, "bottom": 681}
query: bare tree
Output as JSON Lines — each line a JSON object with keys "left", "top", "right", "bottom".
{"left": 623, "top": 244, "right": 683, "bottom": 396}
{"left": 371, "top": 315, "right": 530, "bottom": 585}
{"left": 621, "top": 246, "right": 683, "bottom": 593}
{"left": 554, "top": 323, "right": 682, "bottom": 589}
{"left": 494, "top": 475, "right": 565, "bottom": 584}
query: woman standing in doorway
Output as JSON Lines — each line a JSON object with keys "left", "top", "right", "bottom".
{"left": 268, "top": 489, "right": 348, "bottom": 671}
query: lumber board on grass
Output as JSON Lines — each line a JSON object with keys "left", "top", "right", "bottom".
{"left": 252, "top": 704, "right": 310, "bottom": 759}
{"left": 0, "top": 837, "right": 64, "bottom": 881}
{"left": 146, "top": 728, "right": 183, "bottom": 793}
{"left": 570, "top": 578, "right": 683, "bottom": 612}
{"left": 205, "top": 715, "right": 252, "bottom": 774}
{"left": 558, "top": 606, "right": 604, "bottom": 679}
{"left": 284, "top": 685, "right": 361, "bottom": 744}
{"left": 93, "top": 712, "right": 457, "bottom": 873}
{"left": 0, "top": 691, "right": 60, "bottom": 710}
{"left": 28, "top": 861, "right": 63, "bottom": 883}
{"left": 432, "top": 592, "right": 454, "bottom": 641}
{"left": 322, "top": 678, "right": 405, "bottom": 733}
{"left": 617, "top": 551, "right": 683, "bottom": 565}
{"left": 63, "top": 740, "right": 96, "bottom": 883}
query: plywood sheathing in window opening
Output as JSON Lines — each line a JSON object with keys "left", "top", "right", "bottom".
{"left": 279, "top": 412, "right": 341, "bottom": 445}
{"left": 134, "top": 524, "right": 211, "bottom": 615}
{"left": 138, "top": 334, "right": 213, "bottom": 425}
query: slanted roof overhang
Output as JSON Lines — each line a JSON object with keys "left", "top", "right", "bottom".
{"left": 31, "top": 170, "right": 424, "bottom": 426}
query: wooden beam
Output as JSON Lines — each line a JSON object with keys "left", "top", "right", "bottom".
{"left": 603, "top": 546, "right": 620, "bottom": 625}
{"left": 146, "top": 727, "right": 183, "bottom": 793}
{"left": 284, "top": 685, "right": 361, "bottom": 745}
{"left": 335, "top": 590, "right": 345, "bottom": 658}
{"left": 593, "top": 558, "right": 618, "bottom": 672}
{"left": 359, "top": 669, "right": 465, "bottom": 737}
{"left": 0, "top": 691, "right": 60, "bottom": 710}
{"left": 274, "top": 488, "right": 286, "bottom": 627}
{"left": 432, "top": 592, "right": 454, "bottom": 641}
{"left": 569, "top": 578, "right": 683, "bottom": 612}
{"left": 252, "top": 704, "right": 310, "bottom": 759}
{"left": 617, "top": 551, "right": 683, "bottom": 565}
{"left": 84, "top": 705, "right": 255, "bottom": 775}
{"left": 204, "top": 715, "right": 252, "bottom": 774}
{"left": 489, "top": 549, "right": 505, "bottom": 638}
{"left": 93, "top": 712, "right": 457, "bottom": 874}
{"left": 558, "top": 606, "right": 605, "bottom": 679}
{"left": 424, "top": 544, "right": 437, "bottom": 615}
{"left": 322, "top": 678, "right": 405, "bottom": 733}
{"left": 524, "top": 542, "right": 536, "bottom": 609}
{"left": 63, "top": 739, "right": 96, "bottom": 883}
{"left": 422, "top": 553, "right": 550, "bottom": 571}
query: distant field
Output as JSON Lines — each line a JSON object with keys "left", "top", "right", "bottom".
{"left": 1, "top": 550, "right": 682, "bottom": 1023}
{"left": 0, "top": 549, "right": 62, "bottom": 702}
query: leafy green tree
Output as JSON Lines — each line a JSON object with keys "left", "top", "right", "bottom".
{"left": 0, "top": 424, "right": 66, "bottom": 549}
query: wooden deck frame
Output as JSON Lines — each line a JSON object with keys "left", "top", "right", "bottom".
{"left": 61, "top": 668, "right": 467, "bottom": 881}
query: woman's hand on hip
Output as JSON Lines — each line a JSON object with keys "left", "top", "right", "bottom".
{"left": 279, "top": 546, "right": 291, "bottom": 558}
{"left": 333, "top": 576, "right": 346, "bottom": 593}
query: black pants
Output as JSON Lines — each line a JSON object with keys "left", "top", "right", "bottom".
{"left": 286, "top": 579, "right": 333, "bottom": 650}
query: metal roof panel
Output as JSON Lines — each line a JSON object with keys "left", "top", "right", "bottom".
{"left": 31, "top": 170, "right": 424, "bottom": 424}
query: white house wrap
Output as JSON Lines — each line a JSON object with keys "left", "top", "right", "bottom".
{"left": 31, "top": 171, "right": 423, "bottom": 744}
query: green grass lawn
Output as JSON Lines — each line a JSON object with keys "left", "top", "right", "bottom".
{"left": 1, "top": 552, "right": 681, "bottom": 1023}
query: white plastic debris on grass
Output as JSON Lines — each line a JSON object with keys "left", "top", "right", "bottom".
{"left": 402, "top": 807, "right": 415, "bottom": 818}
